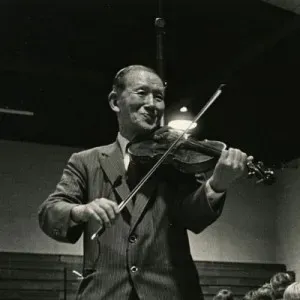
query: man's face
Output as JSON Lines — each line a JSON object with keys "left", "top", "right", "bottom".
{"left": 116, "top": 70, "right": 165, "bottom": 137}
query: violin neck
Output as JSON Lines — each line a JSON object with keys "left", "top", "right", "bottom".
{"left": 184, "top": 138, "right": 222, "bottom": 158}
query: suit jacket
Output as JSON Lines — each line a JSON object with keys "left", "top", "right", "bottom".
{"left": 38, "top": 140, "right": 225, "bottom": 300}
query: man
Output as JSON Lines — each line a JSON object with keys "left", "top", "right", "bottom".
{"left": 38, "top": 65, "right": 250, "bottom": 299}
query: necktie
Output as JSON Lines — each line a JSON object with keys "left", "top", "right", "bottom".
{"left": 126, "top": 160, "right": 139, "bottom": 192}
{"left": 126, "top": 160, "right": 139, "bottom": 206}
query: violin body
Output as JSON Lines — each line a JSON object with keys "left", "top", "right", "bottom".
{"left": 128, "top": 138, "right": 226, "bottom": 174}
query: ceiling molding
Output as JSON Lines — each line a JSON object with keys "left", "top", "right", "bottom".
{"left": 261, "top": 0, "right": 300, "bottom": 14}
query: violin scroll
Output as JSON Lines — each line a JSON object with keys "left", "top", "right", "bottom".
{"left": 247, "top": 161, "right": 275, "bottom": 185}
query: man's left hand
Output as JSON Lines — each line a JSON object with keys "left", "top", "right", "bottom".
{"left": 208, "top": 148, "right": 253, "bottom": 192}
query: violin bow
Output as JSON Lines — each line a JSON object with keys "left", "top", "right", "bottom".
{"left": 91, "top": 0, "right": 227, "bottom": 240}
{"left": 91, "top": 84, "right": 225, "bottom": 240}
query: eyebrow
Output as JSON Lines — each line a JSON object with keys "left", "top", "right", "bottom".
{"left": 133, "top": 85, "right": 165, "bottom": 93}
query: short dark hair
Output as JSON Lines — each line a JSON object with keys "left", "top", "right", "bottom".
{"left": 253, "top": 287, "right": 275, "bottom": 300}
{"left": 270, "top": 273, "right": 294, "bottom": 299}
{"left": 244, "top": 290, "right": 256, "bottom": 300}
{"left": 111, "top": 65, "right": 160, "bottom": 95}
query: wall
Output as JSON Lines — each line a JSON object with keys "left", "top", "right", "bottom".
{"left": 0, "top": 139, "right": 277, "bottom": 263}
{"left": 0, "top": 140, "right": 83, "bottom": 255}
{"left": 275, "top": 159, "right": 300, "bottom": 279}
{"left": 189, "top": 177, "right": 277, "bottom": 262}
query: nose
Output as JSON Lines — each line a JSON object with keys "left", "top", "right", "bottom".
{"left": 144, "top": 93, "right": 155, "bottom": 106}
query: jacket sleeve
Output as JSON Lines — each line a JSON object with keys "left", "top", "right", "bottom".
{"left": 172, "top": 180, "right": 226, "bottom": 234}
{"left": 38, "top": 152, "right": 87, "bottom": 244}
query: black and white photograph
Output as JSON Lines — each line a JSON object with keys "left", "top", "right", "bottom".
{"left": 1, "top": 0, "right": 300, "bottom": 299}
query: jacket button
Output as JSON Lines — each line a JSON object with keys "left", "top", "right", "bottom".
{"left": 130, "top": 266, "right": 138, "bottom": 273}
{"left": 129, "top": 235, "right": 137, "bottom": 243}
{"left": 53, "top": 229, "right": 59, "bottom": 236}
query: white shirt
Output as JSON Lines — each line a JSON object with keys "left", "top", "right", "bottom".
{"left": 117, "top": 132, "right": 131, "bottom": 170}
{"left": 117, "top": 132, "right": 224, "bottom": 203}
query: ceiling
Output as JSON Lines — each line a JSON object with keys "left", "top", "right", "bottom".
{"left": 1, "top": 0, "right": 300, "bottom": 168}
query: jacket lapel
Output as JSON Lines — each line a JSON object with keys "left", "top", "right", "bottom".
{"left": 129, "top": 176, "right": 157, "bottom": 234}
{"left": 98, "top": 141, "right": 134, "bottom": 214}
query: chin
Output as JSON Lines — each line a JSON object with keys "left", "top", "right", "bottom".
{"left": 135, "top": 122, "right": 159, "bottom": 134}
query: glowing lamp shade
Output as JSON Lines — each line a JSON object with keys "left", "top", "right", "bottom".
{"left": 168, "top": 120, "right": 197, "bottom": 131}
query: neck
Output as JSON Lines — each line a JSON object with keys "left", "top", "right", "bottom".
{"left": 119, "top": 127, "right": 136, "bottom": 142}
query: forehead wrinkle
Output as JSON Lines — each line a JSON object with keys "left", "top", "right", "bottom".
{"left": 132, "top": 83, "right": 165, "bottom": 92}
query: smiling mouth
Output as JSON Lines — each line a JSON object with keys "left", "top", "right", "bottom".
{"left": 142, "top": 113, "right": 156, "bottom": 121}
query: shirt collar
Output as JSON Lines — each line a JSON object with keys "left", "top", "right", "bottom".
{"left": 117, "top": 132, "right": 129, "bottom": 158}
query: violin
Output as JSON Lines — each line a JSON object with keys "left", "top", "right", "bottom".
{"left": 127, "top": 126, "right": 275, "bottom": 185}
{"left": 91, "top": 84, "right": 274, "bottom": 240}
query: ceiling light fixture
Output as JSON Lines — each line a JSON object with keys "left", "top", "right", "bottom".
{"left": 168, "top": 120, "right": 197, "bottom": 131}
{"left": 0, "top": 108, "right": 34, "bottom": 116}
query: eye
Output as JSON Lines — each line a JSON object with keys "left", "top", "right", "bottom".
{"left": 154, "top": 93, "right": 164, "bottom": 102}
{"left": 136, "top": 90, "right": 148, "bottom": 96}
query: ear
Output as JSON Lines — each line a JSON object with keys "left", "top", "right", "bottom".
{"left": 108, "top": 91, "right": 120, "bottom": 113}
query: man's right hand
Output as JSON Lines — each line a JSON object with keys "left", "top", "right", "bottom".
{"left": 71, "top": 198, "right": 120, "bottom": 227}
